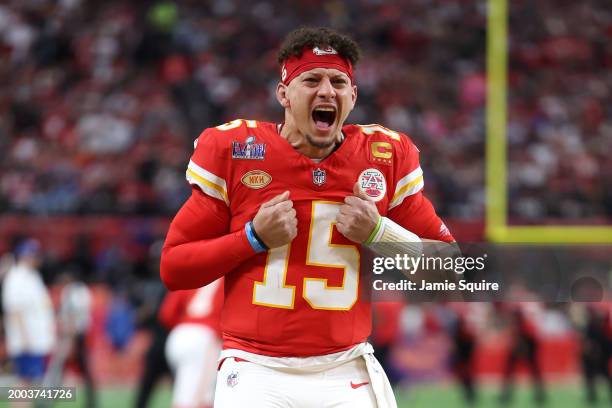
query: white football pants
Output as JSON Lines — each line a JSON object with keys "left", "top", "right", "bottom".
{"left": 166, "top": 323, "right": 221, "bottom": 408}
{"left": 214, "top": 354, "right": 395, "bottom": 408}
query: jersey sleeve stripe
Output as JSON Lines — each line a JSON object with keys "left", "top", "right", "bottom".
{"left": 390, "top": 175, "right": 424, "bottom": 206}
{"left": 188, "top": 160, "right": 228, "bottom": 190}
{"left": 186, "top": 169, "right": 229, "bottom": 205}
{"left": 186, "top": 161, "right": 229, "bottom": 205}
{"left": 394, "top": 166, "right": 423, "bottom": 192}
{"left": 389, "top": 169, "right": 425, "bottom": 209}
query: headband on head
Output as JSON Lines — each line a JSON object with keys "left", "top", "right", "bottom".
{"left": 280, "top": 46, "right": 353, "bottom": 85}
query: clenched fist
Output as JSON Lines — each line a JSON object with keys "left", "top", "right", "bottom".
{"left": 252, "top": 191, "right": 298, "bottom": 248}
{"left": 336, "top": 183, "right": 380, "bottom": 243}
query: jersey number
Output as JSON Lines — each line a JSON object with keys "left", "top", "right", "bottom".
{"left": 253, "top": 202, "right": 360, "bottom": 311}
{"left": 216, "top": 119, "right": 258, "bottom": 130}
{"left": 187, "top": 279, "right": 220, "bottom": 317}
{"left": 359, "top": 124, "right": 400, "bottom": 140}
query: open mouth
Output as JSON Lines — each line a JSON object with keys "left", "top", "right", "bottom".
{"left": 312, "top": 107, "right": 337, "bottom": 130}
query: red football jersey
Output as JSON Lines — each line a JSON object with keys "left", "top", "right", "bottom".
{"left": 178, "top": 119, "right": 453, "bottom": 357}
{"left": 158, "top": 278, "right": 224, "bottom": 335}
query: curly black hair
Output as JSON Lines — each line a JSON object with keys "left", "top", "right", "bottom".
{"left": 277, "top": 27, "right": 361, "bottom": 66}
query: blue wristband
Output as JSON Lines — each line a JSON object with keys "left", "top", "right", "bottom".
{"left": 245, "top": 221, "right": 268, "bottom": 253}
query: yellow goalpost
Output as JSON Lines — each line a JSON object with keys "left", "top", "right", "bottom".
{"left": 485, "top": 0, "right": 612, "bottom": 243}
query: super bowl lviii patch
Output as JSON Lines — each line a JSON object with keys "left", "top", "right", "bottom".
{"left": 232, "top": 136, "right": 266, "bottom": 160}
{"left": 241, "top": 170, "right": 272, "bottom": 189}
{"left": 358, "top": 168, "right": 386, "bottom": 202}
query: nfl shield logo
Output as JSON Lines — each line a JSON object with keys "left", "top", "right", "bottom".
{"left": 312, "top": 168, "right": 326, "bottom": 186}
{"left": 227, "top": 372, "right": 239, "bottom": 388}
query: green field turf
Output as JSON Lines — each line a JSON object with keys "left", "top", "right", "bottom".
{"left": 395, "top": 383, "right": 609, "bottom": 408}
{"left": 7, "top": 382, "right": 607, "bottom": 408}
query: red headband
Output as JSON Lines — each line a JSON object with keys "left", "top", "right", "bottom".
{"left": 280, "top": 46, "right": 354, "bottom": 85}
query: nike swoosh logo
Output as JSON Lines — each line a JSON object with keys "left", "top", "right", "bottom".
{"left": 350, "top": 381, "right": 370, "bottom": 389}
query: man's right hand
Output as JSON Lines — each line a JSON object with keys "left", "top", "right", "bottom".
{"left": 252, "top": 191, "right": 298, "bottom": 248}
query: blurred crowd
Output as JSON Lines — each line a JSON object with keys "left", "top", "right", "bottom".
{"left": 1, "top": 0, "right": 486, "bottom": 218}
{"left": 4, "top": 0, "right": 612, "bottom": 233}
{"left": 507, "top": 0, "right": 612, "bottom": 221}
{"left": 1, "top": 0, "right": 610, "bottom": 220}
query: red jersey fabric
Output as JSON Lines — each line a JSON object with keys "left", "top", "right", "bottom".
{"left": 161, "top": 119, "right": 453, "bottom": 357}
{"left": 158, "top": 278, "right": 224, "bottom": 335}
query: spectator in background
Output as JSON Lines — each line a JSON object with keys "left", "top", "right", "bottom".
{"left": 43, "top": 268, "right": 96, "bottom": 408}
{"left": 105, "top": 288, "right": 136, "bottom": 351}
{"left": 499, "top": 307, "right": 546, "bottom": 405}
{"left": 1, "top": 239, "right": 56, "bottom": 385}
{"left": 449, "top": 310, "right": 477, "bottom": 404}
{"left": 133, "top": 240, "right": 172, "bottom": 408}
{"left": 579, "top": 305, "right": 612, "bottom": 405}
{"left": 133, "top": 290, "right": 171, "bottom": 408}
{"left": 0, "top": 251, "right": 16, "bottom": 374}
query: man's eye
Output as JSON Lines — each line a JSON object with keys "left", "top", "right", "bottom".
{"left": 304, "top": 78, "right": 318, "bottom": 83}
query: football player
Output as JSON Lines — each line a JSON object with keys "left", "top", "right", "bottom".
{"left": 159, "top": 279, "right": 224, "bottom": 408}
{"left": 161, "top": 27, "right": 454, "bottom": 407}
{"left": 2, "top": 239, "right": 56, "bottom": 385}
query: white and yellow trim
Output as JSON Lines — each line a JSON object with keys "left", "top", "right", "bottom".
{"left": 186, "top": 160, "right": 229, "bottom": 205}
{"left": 389, "top": 167, "right": 424, "bottom": 209}
{"left": 358, "top": 124, "right": 401, "bottom": 141}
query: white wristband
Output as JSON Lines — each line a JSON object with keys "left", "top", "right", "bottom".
{"left": 365, "top": 217, "right": 423, "bottom": 257}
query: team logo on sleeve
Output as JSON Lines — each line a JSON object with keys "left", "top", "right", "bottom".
{"left": 312, "top": 168, "right": 326, "bottom": 186}
{"left": 241, "top": 170, "right": 272, "bottom": 189}
{"left": 232, "top": 136, "right": 266, "bottom": 160}
{"left": 358, "top": 168, "right": 386, "bottom": 202}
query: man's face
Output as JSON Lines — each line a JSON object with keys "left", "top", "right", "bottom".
{"left": 279, "top": 68, "right": 357, "bottom": 148}
{"left": 21, "top": 253, "right": 42, "bottom": 269}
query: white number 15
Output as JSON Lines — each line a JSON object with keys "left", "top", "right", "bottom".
{"left": 253, "top": 201, "right": 360, "bottom": 311}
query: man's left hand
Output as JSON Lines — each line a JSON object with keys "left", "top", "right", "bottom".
{"left": 336, "top": 182, "right": 380, "bottom": 243}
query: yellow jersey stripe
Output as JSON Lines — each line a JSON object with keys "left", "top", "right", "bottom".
{"left": 188, "top": 160, "right": 228, "bottom": 190}
{"left": 391, "top": 175, "right": 424, "bottom": 203}
{"left": 395, "top": 166, "right": 423, "bottom": 191}
{"left": 186, "top": 168, "right": 229, "bottom": 205}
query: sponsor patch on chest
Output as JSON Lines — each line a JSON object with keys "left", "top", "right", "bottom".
{"left": 241, "top": 170, "right": 272, "bottom": 189}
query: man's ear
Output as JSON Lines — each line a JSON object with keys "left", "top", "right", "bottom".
{"left": 276, "top": 83, "right": 290, "bottom": 108}
{"left": 351, "top": 84, "right": 358, "bottom": 108}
